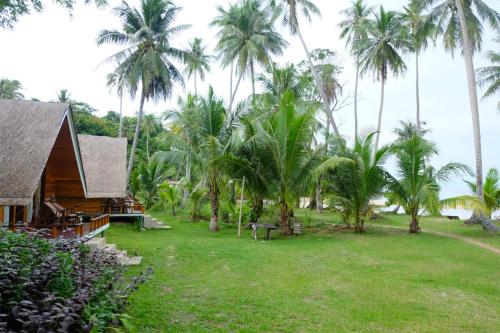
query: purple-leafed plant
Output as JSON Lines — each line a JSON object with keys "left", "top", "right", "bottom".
{"left": 0, "top": 229, "right": 152, "bottom": 333}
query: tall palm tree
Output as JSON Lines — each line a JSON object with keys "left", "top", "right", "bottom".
{"left": 425, "top": 0, "right": 499, "bottom": 215}
{"left": 162, "top": 94, "right": 201, "bottom": 205}
{"left": 106, "top": 63, "right": 128, "bottom": 138}
{"left": 0, "top": 78, "right": 24, "bottom": 99}
{"left": 271, "top": 0, "right": 340, "bottom": 137}
{"left": 56, "top": 89, "right": 71, "bottom": 103}
{"left": 357, "top": 6, "right": 413, "bottom": 153}
{"left": 184, "top": 37, "right": 212, "bottom": 96}
{"left": 400, "top": 0, "right": 436, "bottom": 133}
{"left": 214, "top": 0, "right": 286, "bottom": 106}
{"left": 477, "top": 35, "right": 500, "bottom": 105}
{"left": 97, "top": 0, "right": 188, "bottom": 184}
{"left": 195, "top": 87, "right": 235, "bottom": 231}
{"left": 387, "top": 134, "right": 470, "bottom": 233}
{"left": 339, "top": 0, "right": 373, "bottom": 138}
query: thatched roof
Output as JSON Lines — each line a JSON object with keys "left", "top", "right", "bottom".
{"left": 0, "top": 99, "right": 72, "bottom": 205}
{"left": 78, "top": 135, "right": 127, "bottom": 198}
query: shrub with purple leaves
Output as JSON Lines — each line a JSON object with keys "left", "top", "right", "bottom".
{"left": 0, "top": 229, "right": 151, "bottom": 333}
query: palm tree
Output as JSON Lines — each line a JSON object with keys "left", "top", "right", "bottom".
{"left": 97, "top": 0, "right": 188, "bottom": 184}
{"left": 257, "top": 63, "right": 301, "bottom": 100}
{"left": 357, "top": 6, "right": 413, "bottom": 153}
{"left": 137, "top": 153, "right": 170, "bottom": 208}
{"left": 323, "top": 133, "right": 390, "bottom": 233}
{"left": 162, "top": 94, "right": 200, "bottom": 205}
{"left": 387, "top": 134, "right": 470, "bottom": 233}
{"left": 425, "top": 0, "right": 499, "bottom": 217}
{"left": 271, "top": 0, "right": 340, "bottom": 137}
{"left": 0, "top": 78, "right": 24, "bottom": 99}
{"left": 142, "top": 114, "right": 158, "bottom": 161}
{"left": 106, "top": 64, "right": 128, "bottom": 138}
{"left": 159, "top": 181, "right": 180, "bottom": 215}
{"left": 339, "top": 0, "right": 373, "bottom": 138}
{"left": 56, "top": 89, "right": 71, "bottom": 103}
{"left": 400, "top": 0, "right": 436, "bottom": 133}
{"left": 196, "top": 87, "right": 235, "bottom": 231}
{"left": 248, "top": 91, "right": 321, "bottom": 235}
{"left": 214, "top": 0, "right": 287, "bottom": 106}
{"left": 465, "top": 168, "right": 500, "bottom": 219}
{"left": 184, "top": 37, "right": 212, "bottom": 96}
{"left": 477, "top": 35, "right": 499, "bottom": 105}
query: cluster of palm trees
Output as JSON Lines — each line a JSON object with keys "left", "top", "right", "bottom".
{"left": 95, "top": 0, "right": 499, "bottom": 233}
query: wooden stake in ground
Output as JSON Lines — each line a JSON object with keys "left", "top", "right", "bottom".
{"left": 237, "top": 176, "right": 245, "bottom": 238}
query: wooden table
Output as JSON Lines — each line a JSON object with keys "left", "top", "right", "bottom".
{"left": 250, "top": 223, "right": 278, "bottom": 240}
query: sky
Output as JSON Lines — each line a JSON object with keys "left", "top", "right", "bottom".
{"left": 0, "top": 0, "right": 498, "bottom": 198}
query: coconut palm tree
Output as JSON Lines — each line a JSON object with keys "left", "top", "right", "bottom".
{"left": 214, "top": 0, "right": 287, "bottom": 105}
{"left": 97, "top": 0, "right": 188, "bottom": 184}
{"left": 271, "top": 0, "right": 340, "bottom": 137}
{"left": 323, "top": 133, "right": 390, "bottom": 233}
{"left": 387, "top": 134, "right": 470, "bottom": 233}
{"left": 162, "top": 94, "right": 201, "bottom": 205}
{"left": 106, "top": 64, "right": 128, "bottom": 138}
{"left": 56, "top": 89, "right": 71, "bottom": 103}
{"left": 339, "top": 0, "right": 373, "bottom": 138}
{"left": 137, "top": 153, "right": 170, "bottom": 208}
{"left": 477, "top": 35, "right": 499, "bottom": 105}
{"left": 195, "top": 87, "right": 235, "bottom": 231}
{"left": 257, "top": 63, "right": 301, "bottom": 100}
{"left": 400, "top": 0, "right": 437, "bottom": 133}
{"left": 0, "top": 79, "right": 24, "bottom": 99}
{"left": 184, "top": 37, "right": 212, "bottom": 96}
{"left": 425, "top": 0, "right": 499, "bottom": 218}
{"left": 249, "top": 91, "right": 321, "bottom": 235}
{"left": 465, "top": 168, "right": 500, "bottom": 219}
{"left": 357, "top": 6, "right": 413, "bottom": 153}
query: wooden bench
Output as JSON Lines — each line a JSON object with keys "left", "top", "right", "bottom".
{"left": 250, "top": 223, "right": 278, "bottom": 240}
{"left": 444, "top": 215, "right": 460, "bottom": 220}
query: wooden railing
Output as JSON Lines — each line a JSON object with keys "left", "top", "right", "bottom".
{"left": 2, "top": 214, "right": 110, "bottom": 239}
{"left": 89, "top": 214, "right": 110, "bottom": 233}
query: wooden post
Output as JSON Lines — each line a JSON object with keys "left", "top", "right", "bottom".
{"left": 237, "top": 176, "right": 245, "bottom": 238}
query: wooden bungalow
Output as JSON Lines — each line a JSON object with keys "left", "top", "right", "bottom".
{"left": 0, "top": 99, "right": 142, "bottom": 238}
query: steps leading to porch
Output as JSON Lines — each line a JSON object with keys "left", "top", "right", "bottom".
{"left": 143, "top": 214, "right": 172, "bottom": 230}
{"left": 86, "top": 237, "right": 142, "bottom": 266}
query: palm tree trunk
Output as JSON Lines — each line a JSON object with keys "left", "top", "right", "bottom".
{"left": 194, "top": 70, "right": 198, "bottom": 96}
{"left": 455, "top": 0, "right": 483, "bottom": 202}
{"left": 229, "top": 70, "right": 244, "bottom": 110}
{"left": 230, "top": 61, "right": 233, "bottom": 101}
{"left": 374, "top": 76, "right": 385, "bottom": 154}
{"left": 409, "top": 209, "right": 420, "bottom": 233}
{"left": 209, "top": 177, "right": 219, "bottom": 232}
{"left": 146, "top": 132, "right": 150, "bottom": 161}
{"left": 279, "top": 201, "right": 292, "bottom": 235}
{"left": 296, "top": 28, "right": 340, "bottom": 137}
{"left": 250, "top": 61, "right": 256, "bottom": 97}
{"left": 354, "top": 55, "right": 360, "bottom": 138}
{"left": 454, "top": 1, "right": 499, "bottom": 233}
{"left": 118, "top": 91, "right": 124, "bottom": 138}
{"left": 315, "top": 179, "right": 322, "bottom": 213}
{"left": 415, "top": 50, "right": 421, "bottom": 134}
{"left": 126, "top": 88, "right": 146, "bottom": 186}
{"left": 182, "top": 152, "right": 191, "bottom": 205}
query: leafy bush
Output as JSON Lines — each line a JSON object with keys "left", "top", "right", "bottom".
{"left": 0, "top": 229, "right": 151, "bottom": 333}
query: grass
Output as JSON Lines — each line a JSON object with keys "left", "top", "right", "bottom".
{"left": 106, "top": 209, "right": 500, "bottom": 332}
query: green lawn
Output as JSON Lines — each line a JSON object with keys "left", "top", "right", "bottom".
{"left": 106, "top": 209, "right": 500, "bottom": 333}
